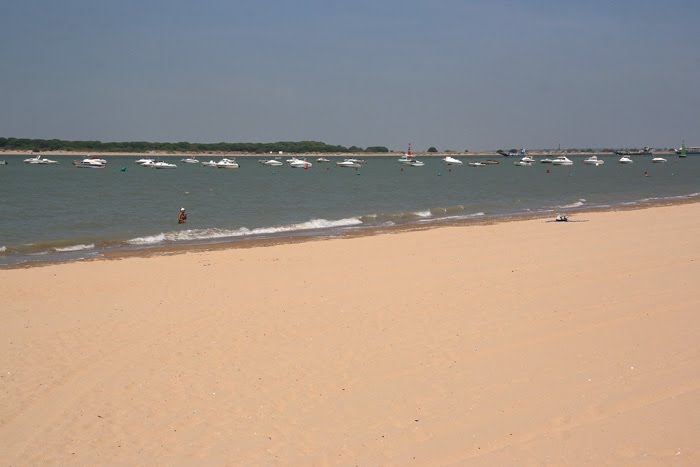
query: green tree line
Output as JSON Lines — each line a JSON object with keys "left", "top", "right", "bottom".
{"left": 0, "top": 137, "right": 390, "bottom": 154}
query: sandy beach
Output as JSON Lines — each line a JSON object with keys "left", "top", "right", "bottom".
{"left": 1, "top": 203, "right": 699, "bottom": 464}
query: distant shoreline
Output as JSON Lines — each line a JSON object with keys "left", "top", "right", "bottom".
{"left": 0, "top": 149, "right": 678, "bottom": 157}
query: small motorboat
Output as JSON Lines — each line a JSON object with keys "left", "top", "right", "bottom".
{"left": 442, "top": 156, "right": 463, "bottom": 165}
{"left": 540, "top": 158, "right": 553, "bottom": 163}
{"left": 201, "top": 160, "right": 218, "bottom": 167}
{"left": 407, "top": 159, "right": 424, "bottom": 167}
{"left": 618, "top": 155, "right": 633, "bottom": 164}
{"left": 514, "top": 158, "right": 532, "bottom": 166}
{"left": 651, "top": 156, "right": 667, "bottom": 163}
{"left": 135, "top": 157, "right": 155, "bottom": 165}
{"left": 180, "top": 156, "right": 200, "bottom": 164}
{"left": 481, "top": 159, "right": 500, "bottom": 165}
{"left": 316, "top": 157, "right": 331, "bottom": 163}
{"left": 216, "top": 158, "right": 239, "bottom": 169}
{"left": 583, "top": 155, "right": 605, "bottom": 166}
{"left": 290, "top": 158, "right": 312, "bottom": 168}
{"left": 551, "top": 156, "right": 574, "bottom": 166}
{"left": 73, "top": 157, "right": 106, "bottom": 168}
{"left": 398, "top": 143, "right": 418, "bottom": 165}
{"left": 468, "top": 161, "right": 486, "bottom": 167}
{"left": 259, "top": 159, "right": 283, "bottom": 166}
{"left": 151, "top": 160, "right": 178, "bottom": 169}
{"left": 23, "top": 155, "right": 58, "bottom": 165}
{"left": 336, "top": 159, "right": 361, "bottom": 168}
{"left": 0, "top": 160, "right": 8, "bottom": 165}
{"left": 84, "top": 155, "right": 107, "bottom": 164}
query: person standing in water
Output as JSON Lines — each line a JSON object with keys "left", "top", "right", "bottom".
{"left": 178, "top": 207, "right": 187, "bottom": 224}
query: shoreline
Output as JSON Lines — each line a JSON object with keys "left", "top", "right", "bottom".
{"left": 1, "top": 198, "right": 698, "bottom": 464}
{"left": 4, "top": 194, "right": 699, "bottom": 270}
{"left": 0, "top": 149, "right": 680, "bottom": 157}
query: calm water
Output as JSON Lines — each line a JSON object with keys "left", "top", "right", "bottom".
{"left": 1, "top": 153, "right": 698, "bottom": 266}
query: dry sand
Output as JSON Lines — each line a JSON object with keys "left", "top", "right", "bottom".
{"left": 1, "top": 203, "right": 699, "bottom": 464}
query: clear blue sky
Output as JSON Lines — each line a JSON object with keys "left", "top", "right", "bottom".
{"left": 1, "top": 0, "right": 699, "bottom": 150}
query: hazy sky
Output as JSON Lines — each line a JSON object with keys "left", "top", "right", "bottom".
{"left": 1, "top": 0, "right": 699, "bottom": 150}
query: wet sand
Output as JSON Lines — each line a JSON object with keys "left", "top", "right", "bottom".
{"left": 1, "top": 202, "right": 699, "bottom": 464}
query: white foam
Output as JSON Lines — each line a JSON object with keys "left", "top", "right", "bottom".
{"left": 0, "top": 246, "right": 6, "bottom": 253}
{"left": 54, "top": 243, "right": 95, "bottom": 252}
{"left": 414, "top": 210, "right": 432, "bottom": 218}
{"left": 127, "top": 217, "right": 363, "bottom": 245}
{"left": 128, "top": 233, "right": 167, "bottom": 245}
{"left": 557, "top": 198, "right": 586, "bottom": 209}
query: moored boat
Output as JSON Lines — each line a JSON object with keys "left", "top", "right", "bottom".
{"left": 551, "top": 156, "right": 574, "bottom": 166}
{"left": 216, "top": 158, "right": 239, "bottom": 169}
{"left": 289, "top": 158, "right": 312, "bottom": 168}
{"left": 618, "top": 155, "right": 633, "bottom": 164}
{"left": 73, "top": 157, "right": 106, "bottom": 168}
{"left": 23, "top": 155, "right": 58, "bottom": 165}
{"left": 258, "top": 159, "right": 283, "bottom": 166}
{"left": 583, "top": 155, "right": 604, "bottom": 166}
{"left": 336, "top": 159, "right": 361, "bottom": 168}
{"left": 442, "top": 156, "right": 463, "bottom": 165}
{"left": 151, "top": 161, "right": 178, "bottom": 169}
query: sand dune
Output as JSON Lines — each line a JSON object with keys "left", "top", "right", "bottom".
{"left": 1, "top": 203, "right": 699, "bottom": 464}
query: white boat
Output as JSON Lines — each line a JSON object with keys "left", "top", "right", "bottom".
{"left": 336, "top": 159, "right": 361, "bottom": 168}
{"left": 514, "top": 158, "right": 532, "bottom": 166}
{"left": 540, "top": 158, "right": 553, "bottom": 163}
{"left": 482, "top": 159, "right": 500, "bottom": 165}
{"left": 442, "top": 156, "right": 463, "bottom": 165}
{"left": 290, "top": 158, "right": 312, "bottom": 168}
{"left": 84, "top": 155, "right": 107, "bottom": 164}
{"left": 551, "top": 156, "right": 573, "bottom": 166}
{"left": 651, "top": 156, "right": 667, "bottom": 163}
{"left": 468, "top": 161, "right": 486, "bottom": 167}
{"left": 216, "top": 158, "right": 239, "bottom": 169}
{"left": 519, "top": 149, "right": 535, "bottom": 163}
{"left": 583, "top": 155, "right": 605, "bottom": 166}
{"left": 180, "top": 156, "right": 200, "bottom": 164}
{"left": 0, "top": 160, "right": 7, "bottom": 165}
{"left": 407, "top": 160, "right": 424, "bottom": 167}
{"left": 151, "top": 161, "right": 178, "bottom": 169}
{"left": 618, "top": 155, "right": 633, "bottom": 164}
{"left": 258, "top": 159, "right": 283, "bottom": 166}
{"left": 23, "top": 155, "right": 58, "bottom": 165}
{"left": 201, "top": 160, "right": 218, "bottom": 167}
{"left": 73, "top": 157, "right": 106, "bottom": 169}
{"left": 398, "top": 143, "right": 415, "bottom": 164}
{"left": 135, "top": 157, "right": 155, "bottom": 165}
{"left": 316, "top": 157, "right": 331, "bottom": 163}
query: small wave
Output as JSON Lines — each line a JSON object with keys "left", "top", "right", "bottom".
{"left": 417, "top": 212, "right": 486, "bottom": 223}
{"left": 54, "top": 243, "right": 95, "bottom": 252}
{"left": 414, "top": 210, "right": 432, "bottom": 218}
{"left": 0, "top": 246, "right": 5, "bottom": 253}
{"left": 128, "top": 217, "right": 363, "bottom": 245}
{"left": 128, "top": 233, "right": 167, "bottom": 245}
{"left": 557, "top": 198, "right": 586, "bottom": 209}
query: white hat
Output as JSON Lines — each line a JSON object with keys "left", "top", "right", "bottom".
{"left": 180, "top": 207, "right": 185, "bottom": 211}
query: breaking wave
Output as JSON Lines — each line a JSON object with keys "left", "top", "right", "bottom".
{"left": 557, "top": 198, "right": 586, "bottom": 209}
{"left": 54, "top": 243, "right": 95, "bottom": 252}
{"left": 128, "top": 217, "right": 363, "bottom": 245}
